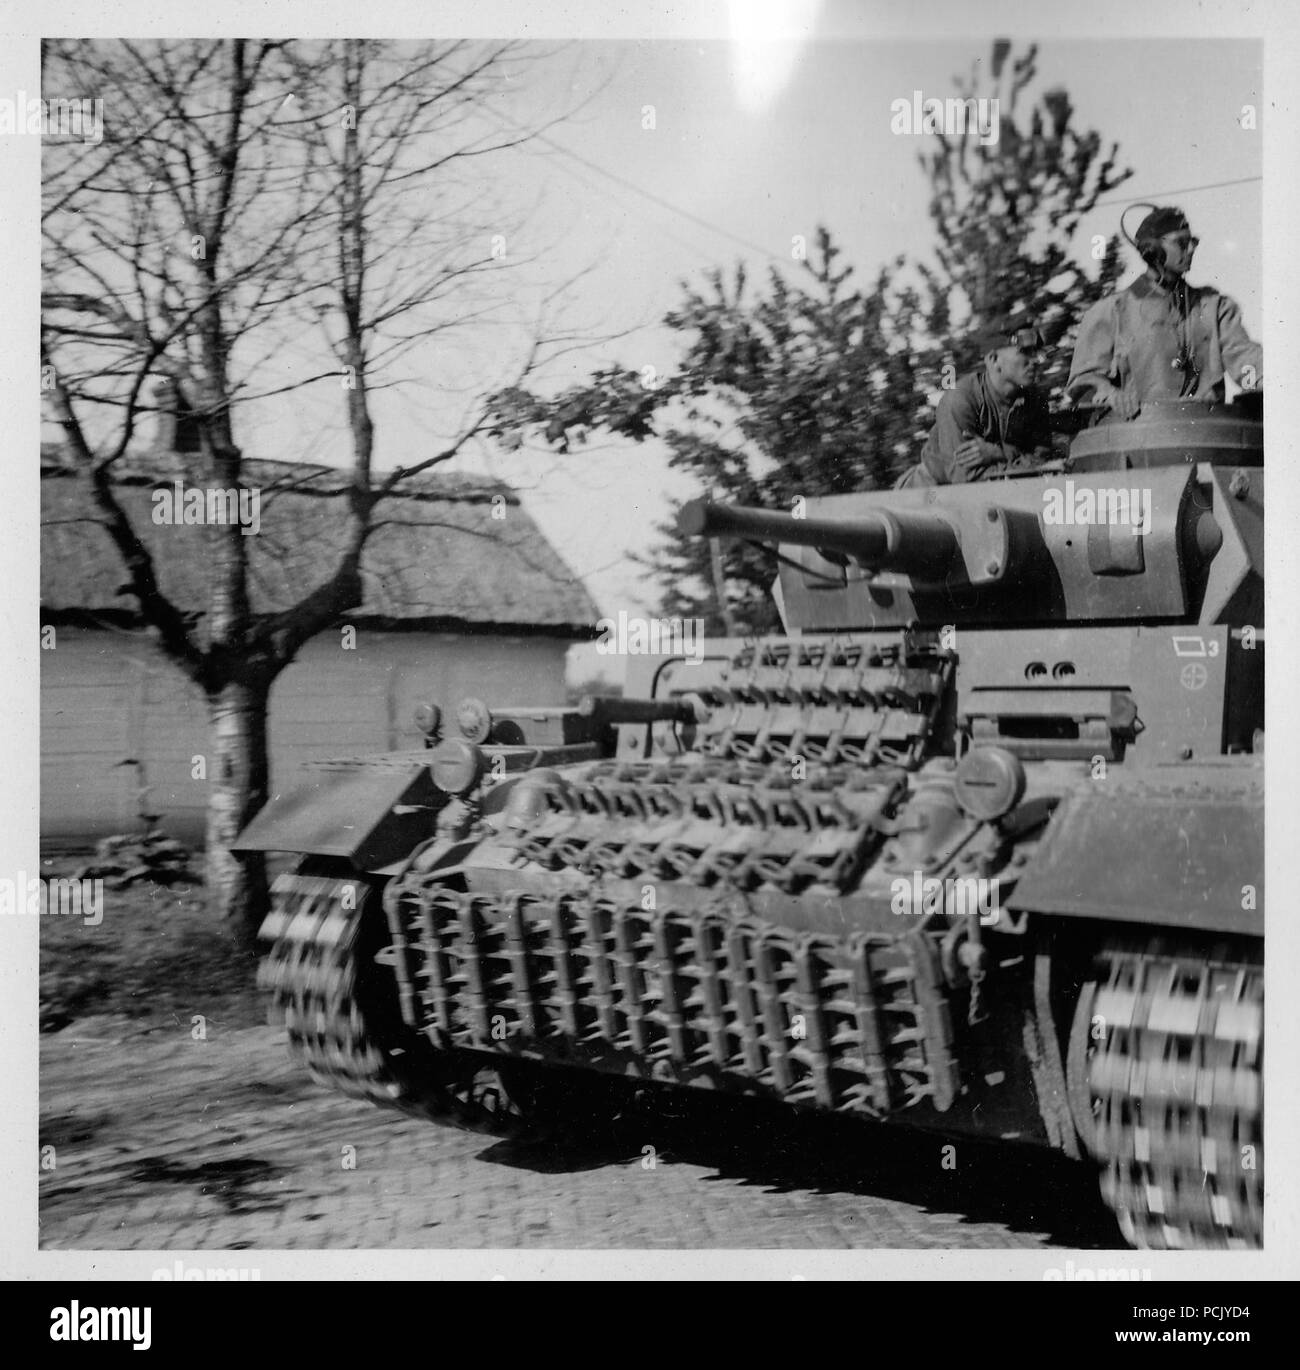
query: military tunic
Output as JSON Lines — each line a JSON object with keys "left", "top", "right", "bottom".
{"left": 1067, "top": 274, "right": 1261, "bottom": 407}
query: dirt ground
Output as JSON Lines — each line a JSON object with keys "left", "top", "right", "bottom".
{"left": 38, "top": 856, "right": 264, "bottom": 1035}
{"left": 37, "top": 865, "right": 1121, "bottom": 1253}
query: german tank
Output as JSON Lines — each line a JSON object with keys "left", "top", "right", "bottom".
{"left": 238, "top": 396, "right": 1263, "bottom": 1250}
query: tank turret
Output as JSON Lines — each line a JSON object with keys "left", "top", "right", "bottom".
{"left": 681, "top": 398, "right": 1261, "bottom": 634}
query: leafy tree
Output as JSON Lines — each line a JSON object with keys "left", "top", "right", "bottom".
{"left": 652, "top": 240, "right": 934, "bottom": 632}
{"left": 918, "top": 40, "right": 1132, "bottom": 400}
{"left": 492, "top": 42, "right": 1133, "bottom": 633}
{"left": 496, "top": 234, "right": 928, "bottom": 632}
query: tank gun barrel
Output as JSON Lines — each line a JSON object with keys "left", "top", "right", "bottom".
{"left": 679, "top": 498, "right": 962, "bottom": 578}
{"left": 577, "top": 694, "right": 704, "bottom": 726}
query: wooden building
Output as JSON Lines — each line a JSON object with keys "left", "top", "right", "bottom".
{"left": 40, "top": 447, "right": 598, "bottom": 844}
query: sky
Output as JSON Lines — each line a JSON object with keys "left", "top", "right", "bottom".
{"left": 34, "top": 23, "right": 1266, "bottom": 684}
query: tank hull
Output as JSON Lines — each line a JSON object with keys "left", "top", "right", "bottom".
{"left": 253, "top": 622, "right": 1262, "bottom": 1248}
{"left": 246, "top": 406, "right": 1264, "bottom": 1249}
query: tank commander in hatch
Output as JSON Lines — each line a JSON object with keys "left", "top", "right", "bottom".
{"left": 1066, "top": 205, "right": 1262, "bottom": 419}
{"left": 897, "top": 315, "right": 1053, "bottom": 487}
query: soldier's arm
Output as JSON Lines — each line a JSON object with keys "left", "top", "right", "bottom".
{"left": 1066, "top": 299, "right": 1119, "bottom": 401}
{"left": 1068, "top": 298, "right": 1140, "bottom": 417}
{"left": 1216, "top": 294, "right": 1263, "bottom": 391}
{"left": 923, "top": 385, "right": 984, "bottom": 483}
{"left": 954, "top": 436, "right": 1007, "bottom": 476}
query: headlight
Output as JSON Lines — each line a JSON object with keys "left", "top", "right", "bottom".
{"left": 954, "top": 745, "right": 1026, "bottom": 821}
{"left": 431, "top": 737, "right": 483, "bottom": 795}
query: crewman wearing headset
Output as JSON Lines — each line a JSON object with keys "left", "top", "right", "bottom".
{"left": 1067, "top": 205, "right": 1262, "bottom": 419}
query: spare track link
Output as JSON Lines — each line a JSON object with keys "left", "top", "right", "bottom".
{"left": 257, "top": 870, "right": 533, "bottom": 1138}
{"left": 383, "top": 877, "right": 960, "bottom": 1117}
{"left": 1075, "top": 937, "right": 1262, "bottom": 1249}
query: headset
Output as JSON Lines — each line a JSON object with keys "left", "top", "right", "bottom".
{"left": 1121, "top": 201, "right": 1167, "bottom": 275}
{"left": 1120, "top": 202, "right": 1198, "bottom": 285}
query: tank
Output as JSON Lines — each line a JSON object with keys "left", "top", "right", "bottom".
{"left": 237, "top": 396, "right": 1263, "bottom": 1250}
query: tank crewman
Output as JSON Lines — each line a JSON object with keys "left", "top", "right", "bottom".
{"left": 1067, "top": 206, "right": 1262, "bottom": 418}
{"left": 897, "top": 315, "right": 1053, "bottom": 486}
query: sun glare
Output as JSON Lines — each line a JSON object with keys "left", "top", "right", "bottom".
{"left": 727, "top": 0, "right": 823, "bottom": 114}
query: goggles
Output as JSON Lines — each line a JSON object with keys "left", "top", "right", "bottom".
{"left": 987, "top": 327, "right": 1044, "bottom": 353}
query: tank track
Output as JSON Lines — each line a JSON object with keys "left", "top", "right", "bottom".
{"left": 1071, "top": 936, "right": 1262, "bottom": 1249}
{"left": 257, "top": 869, "right": 534, "bottom": 1137}
{"left": 259, "top": 872, "right": 1263, "bottom": 1251}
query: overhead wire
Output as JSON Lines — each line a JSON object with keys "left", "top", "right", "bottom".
{"left": 531, "top": 131, "right": 786, "bottom": 264}
{"left": 1091, "top": 175, "right": 1261, "bottom": 210}
{"left": 487, "top": 96, "right": 788, "bottom": 263}
{"left": 480, "top": 68, "right": 1267, "bottom": 286}
{"left": 528, "top": 124, "right": 1259, "bottom": 264}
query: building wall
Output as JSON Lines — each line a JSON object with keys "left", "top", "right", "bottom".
{"left": 41, "top": 626, "right": 571, "bottom": 844}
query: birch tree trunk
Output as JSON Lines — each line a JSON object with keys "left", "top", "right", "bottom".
{"left": 203, "top": 674, "right": 271, "bottom": 943}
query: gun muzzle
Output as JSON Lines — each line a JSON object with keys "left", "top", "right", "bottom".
{"left": 678, "top": 498, "right": 961, "bottom": 577}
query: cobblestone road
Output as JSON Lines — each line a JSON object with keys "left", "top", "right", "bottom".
{"left": 39, "top": 1017, "right": 1121, "bottom": 1251}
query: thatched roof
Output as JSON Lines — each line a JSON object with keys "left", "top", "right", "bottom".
{"left": 40, "top": 447, "right": 599, "bottom": 635}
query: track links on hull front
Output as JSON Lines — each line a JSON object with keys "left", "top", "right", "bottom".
{"left": 381, "top": 875, "right": 960, "bottom": 1117}
{"left": 257, "top": 871, "right": 532, "bottom": 1137}
{"left": 1075, "top": 938, "right": 1263, "bottom": 1249}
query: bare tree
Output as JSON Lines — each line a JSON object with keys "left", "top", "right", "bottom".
{"left": 41, "top": 37, "right": 597, "bottom": 938}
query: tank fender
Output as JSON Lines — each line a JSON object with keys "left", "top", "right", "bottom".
{"left": 233, "top": 762, "right": 442, "bottom": 870}
{"left": 1007, "top": 763, "right": 1262, "bottom": 936}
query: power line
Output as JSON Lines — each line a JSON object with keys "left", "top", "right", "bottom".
{"left": 506, "top": 104, "right": 1263, "bottom": 266}
{"left": 539, "top": 132, "right": 1261, "bottom": 261}
{"left": 530, "top": 131, "right": 745, "bottom": 267}
{"left": 1091, "top": 175, "right": 1261, "bottom": 210}
{"left": 525, "top": 125, "right": 787, "bottom": 264}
